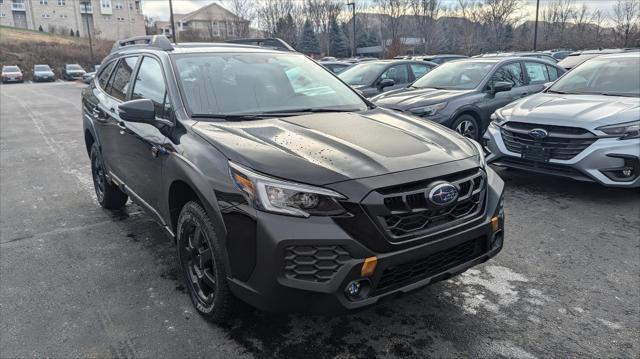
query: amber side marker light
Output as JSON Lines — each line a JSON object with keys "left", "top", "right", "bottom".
{"left": 491, "top": 216, "right": 500, "bottom": 232}
{"left": 361, "top": 256, "right": 377, "bottom": 277}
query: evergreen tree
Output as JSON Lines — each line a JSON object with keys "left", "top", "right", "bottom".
{"left": 274, "top": 13, "right": 297, "bottom": 49}
{"left": 299, "top": 19, "right": 320, "bottom": 55}
{"left": 329, "top": 18, "right": 349, "bottom": 58}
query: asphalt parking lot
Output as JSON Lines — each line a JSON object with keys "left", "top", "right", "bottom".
{"left": 1, "top": 82, "right": 638, "bottom": 358}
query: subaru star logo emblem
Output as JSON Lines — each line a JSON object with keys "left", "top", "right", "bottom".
{"left": 529, "top": 128, "right": 548, "bottom": 139}
{"left": 429, "top": 183, "right": 459, "bottom": 206}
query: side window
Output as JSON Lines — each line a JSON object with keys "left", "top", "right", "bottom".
{"left": 380, "top": 65, "right": 409, "bottom": 84}
{"left": 410, "top": 63, "right": 432, "bottom": 80}
{"left": 491, "top": 62, "right": 524, "bottom": 88}
{"left": 97, "top": 60, "right": 116, "bottom": 90}
{"left": 131, "top": 57, "right": 171, "bottom": 119}
{"left": 547, "top": 65, "right": 559, "bottom": 81}
{"left": 524, "top": 62, "right": 549, "bottom": 84}
{"left": 107, "top": 56, "right": 139, "bottom": 101}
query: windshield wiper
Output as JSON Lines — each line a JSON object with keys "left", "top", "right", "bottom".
{"left": 546, "top": 90, "right": 573, "bottom": 94}
{"left": 259, "top": 108, "right": 361, "bottom": 115}
{"left": 191, "top": 113, "right": 264, "bottom": 121}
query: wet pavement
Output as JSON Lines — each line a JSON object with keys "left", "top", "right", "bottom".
{"left": 1, "top": 82, "right": 639, "bottom": 358}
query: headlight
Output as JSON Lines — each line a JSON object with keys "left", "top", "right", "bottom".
{"left": 229, "top": 162, "right": 346, "bottom": 218}
{"left": 408, "top": 102, "right": 447, "bottom": 116}
{"left": 597, "top": 121, "right": 640, "bottom": 140}
{"left": 468, "top": 138, "right": 486, "bottom": 168}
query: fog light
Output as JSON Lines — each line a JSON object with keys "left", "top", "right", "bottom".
{"left": 622, "top": 167, "right": 633, "bottom": 177}
{"left": 344, "top": 279, "right": 371, "bottom": 301}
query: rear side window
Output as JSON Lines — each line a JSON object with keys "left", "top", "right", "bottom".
{"left": 131, "top": 57, "right": 171, "bottom": 119}
{"left": 410, "top": 63, "right": 432, "bottom": 80}
{"left": 491, "top": 62, "right": 524, "bottom": 87}
{"left": 547, "top": 65, "right": 559, "bottom": 81}
{"left": 107, "top": 56, "right": 139, "bottom": 101}
{"left": 524, "top": 62, "right": 549, "bottom": 84}
{"left": 97, "top": 61, "right": 116, "bottom": 90}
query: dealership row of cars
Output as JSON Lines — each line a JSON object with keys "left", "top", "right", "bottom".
{"left": 0, "top": 63, "right": 97, "bottom": 84}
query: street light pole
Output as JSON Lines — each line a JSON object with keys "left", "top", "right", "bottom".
{"left": 533, "top": 0, "right": 540, "bottom": 51}
{"left": 347, "top": 2, "right": 356, "bottom": 57}
{"left": 169, "top": 0, "right": 178, "bottom": 44}
{"left": 81, "top": 1, "right": 94, "bottom": 65}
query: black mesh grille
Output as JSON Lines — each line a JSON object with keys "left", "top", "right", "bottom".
{"left": 376, "top": 238, "right": 479, "bottom": 293}
{"left": 283, "top": 245, "right": 351, "bottom": 282}
{"left": 369, "top": 169, "right": 486, "bottom": 242}
{"left": 501, "top": 122, "right": 596, "bottom": 160}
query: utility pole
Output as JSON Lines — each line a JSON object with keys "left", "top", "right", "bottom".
{"left": 533, "top": 0, "right": 540, "bottom": 51}
{"left": 347, "top": 2, "right": 356, "bottom": 57}
{"left": 169, "top": 0, "right": 178, "bottom": 44}
{"left": 81, "top": 1, "right": 94, "bottom": 65}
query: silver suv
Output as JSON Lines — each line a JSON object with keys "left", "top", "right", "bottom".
{"left": 484, "top": 52, "right": 640, "bottom": 188}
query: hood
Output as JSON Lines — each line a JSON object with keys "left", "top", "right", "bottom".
{"left": 503, "top": 93, "right": 640, "bottom": 127}
{"left": 192, "top": 109, "right": 476, "bottom": 186}
{"left": 373, "top": 87, "right": 476, "bottom": 110}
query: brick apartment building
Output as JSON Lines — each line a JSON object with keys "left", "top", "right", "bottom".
{"left": 0, "top": 0, "right": 145, "bottom": 40}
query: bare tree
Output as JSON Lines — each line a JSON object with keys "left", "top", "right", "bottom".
{"left": 375, "top": 0, "right": 409, "bottom": 57}
{"left": 612, "top": 0, "right": 640, "bottom": 47}
{"left": 409, "top": 0, "right": 441, "bottom": 53}
{"left": 457, "top": 0, "right": 484, "bottom": 55}
{"left": 590, "top": 9, "right": 607, "bottom": 46}
{"left": 257, "top": 0, "right": 297, "bottom": 37}
{"left": 224, "top": 0, "right": 255, "bottom": 37}
{"left": 479, "top": 0, "right": 523, "bottom": 50}
{"left": 303, "top": 0, "right": 343, "bottom": 55}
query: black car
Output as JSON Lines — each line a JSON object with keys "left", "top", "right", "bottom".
{"left": 63, "top": 64, "right": 86, "bottom": 80}
{"left": 319, "top": 61, "right": 351, "bottom": 74}
{"left": 338, "top": 60, "right": 438, "bottom": 97}
{"left": 373, "top": 57, "right": 566, "bottom": 139}
{"left": 32, "top": 64, "right": 56, "bottom": 82}
{"left": 82, "top": 35, "right": 505, "bottom": 322}
{"left": 475, "top": 52, "right": 559, "bottom": 64}
{"left": 414, "top": 54, "right": 468, "bottom": 64}
{"left": 556, "top": 48, "right": 637, "bottom": 70}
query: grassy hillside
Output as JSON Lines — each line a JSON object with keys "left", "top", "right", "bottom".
{"left": 0, "top": 26, "right": 113, "bottom": 79}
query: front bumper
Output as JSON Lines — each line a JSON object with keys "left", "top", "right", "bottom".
{"left": 227, "top": 168, "right": 505, "bottom": 314}
{"left": 484, "top": 123, "right": 640, "bottom": 188}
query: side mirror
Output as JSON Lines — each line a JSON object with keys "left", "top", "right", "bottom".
{"left": 378, "top": 78, "right": 395, "bottom": 90}
{"left": 491, "top": 81, "right": 513, "bottom": 94}
{"left": 118, "top": 99, "right": 156, "bottom": 123}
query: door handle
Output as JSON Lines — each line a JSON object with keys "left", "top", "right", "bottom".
{"left": 117, "top": 121, "right": 127, "bottom": 130}
{"left": 519, "top": 92, "right": 529, "bottom": 97}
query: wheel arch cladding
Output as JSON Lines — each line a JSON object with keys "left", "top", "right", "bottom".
{"left": 84, "top": 129, "right": 95, "bottom": 157}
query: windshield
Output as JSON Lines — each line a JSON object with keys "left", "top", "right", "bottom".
{"left": 557, "top": 53, "right": 601, "bottom": 69}
{"left": 3, "top": 66, "right": 20, "bottom": 73}
{"left": 412, "top": 61, "right": 494, "bottom": 90}
{"left": 549, "top": 56, "right": 640, "bottom": 97}
{"left": 35, "top": 65, "right": 51, "bottom": 71}
{"left": 338, "top": 62, "right": 388, "bottom": 86}
{"left": 67, "top": 64, "right": 83, "bottom": 70}
{"left": 174, "top": 52, "right": 367, "bottom": 116}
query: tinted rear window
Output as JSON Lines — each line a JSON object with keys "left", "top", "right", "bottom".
{"left": 107, "top": 57, "right": 139, "bottom": 101}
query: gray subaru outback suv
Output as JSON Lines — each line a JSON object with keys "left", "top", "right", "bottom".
{"left": 484, "top": 52, "right": 640, "bottom": 188}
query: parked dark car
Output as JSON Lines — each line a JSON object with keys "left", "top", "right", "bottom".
{"left": 414, "top": 54, "right": 468, "bottom": 64}
{"left": 339, "top": 60, "right": 438, "bottom": 97}
{"left": 63, "top": 64, "right": 86, "bottom": 80}
{"left": 83, "top": 35, "right": 505, "bottom": 322}
{"left": 546, "top": 50, "right": 572, "bottom": 60}
{"left": 475, "top": 52, "right": 559, "bottom": 64}
{"left": 32, "top": 64, "right": 56, "bottom": 82}
{"left": 372, "top": 57, "right": 566, "bottom": 139}
{"left": 556, "top": 48, "right": 638, "bottom": 70}
{"left": 485, "top": 52, "right": 640, "bottom": 188}
{"left": 319, "top": 61, "right": 351, "bottom": 74}
{"left": 1, "top": 65, "right": 24, "bottom": 83}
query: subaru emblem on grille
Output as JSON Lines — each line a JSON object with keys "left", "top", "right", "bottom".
{"left": 529, "top": 128, "right": 549, "bottom": 139}
{"left": 428, "top": 183, "right": 459, "bottom": 206}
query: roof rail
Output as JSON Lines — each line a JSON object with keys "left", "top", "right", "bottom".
{"left": 111, "top": 35, "right": 174, "bottom": 53}
{"left": 224, "top": 38, "right": 296, "bottom": 52}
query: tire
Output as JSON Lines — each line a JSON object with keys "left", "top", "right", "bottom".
{"left": 176, "top": 201, "right": 234, "bottom": 324}
{"left": 451, "top": 114, "right": 480, "bottom": 140}
{"left": 90, "top": 143, "right": 128, "bottom": 209}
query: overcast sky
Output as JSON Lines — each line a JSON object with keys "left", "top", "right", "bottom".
{"left": 142, "top": 0, "right": 619, "bottom": 22}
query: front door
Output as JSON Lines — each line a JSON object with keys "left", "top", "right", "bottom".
{"left": 115, "top": 56, "right": 171, "bottom": 213}
{"left": 376, "top": 64, "right": 410, "bottom": 94}
{"left": 481, "top": 61, "right": 528, "bottom": 114}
